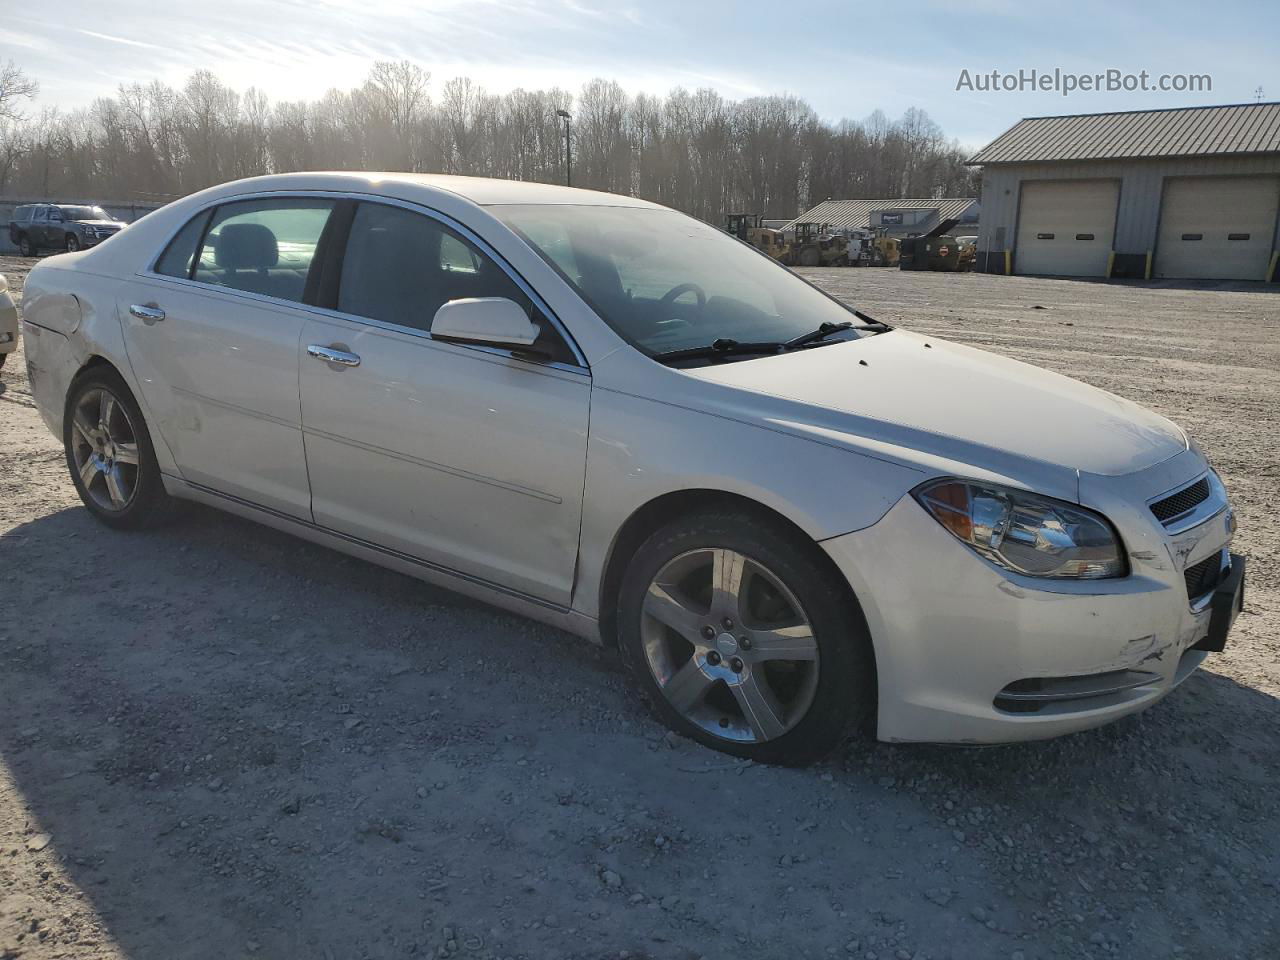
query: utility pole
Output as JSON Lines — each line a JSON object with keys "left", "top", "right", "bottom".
{"left": 556, "top": 109, "right": 572, "bottom": 187}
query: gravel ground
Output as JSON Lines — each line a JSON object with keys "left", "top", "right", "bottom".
{"left": 1, "top": 255, "right": 1277, "bottom": 960}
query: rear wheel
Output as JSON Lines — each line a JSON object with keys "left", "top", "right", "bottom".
{"left": 65, "top": 234, "right": 81, "bottom": 253}
{"left": 798, "top": 246, "right": 821, "bottom": 267}
{"left": 618, "top": 510, "right": 875, "bottom": 766}
{"left": 17, "top": 233, "right": 34, "bottom": 257}
{"left": 64, "top": 367, "right": 174, "bottom": 528}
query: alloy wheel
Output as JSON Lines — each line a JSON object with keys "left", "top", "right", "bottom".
{"left": 640, "top": 548, "right": 820, "bottom": 743}
{"left": 68, "top": 387, "right": 141, "bottom": 512}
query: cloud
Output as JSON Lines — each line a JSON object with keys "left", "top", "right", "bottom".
{"left": 75, "top": 29, "right": 165, "bottom": 51}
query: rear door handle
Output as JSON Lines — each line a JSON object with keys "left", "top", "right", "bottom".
{"left": 307, "top": 344, "right": 361, "bottom": 367}
{"left": 129, "top": 303, "right": 165, "bottom": 324}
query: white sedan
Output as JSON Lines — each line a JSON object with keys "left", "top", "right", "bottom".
{"left": 19, "top": 173, "right": 1243, "bottom": 764}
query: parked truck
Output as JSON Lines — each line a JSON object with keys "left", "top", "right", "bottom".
{"left": 8, "top": 202, "right": 125, "bottom": 256}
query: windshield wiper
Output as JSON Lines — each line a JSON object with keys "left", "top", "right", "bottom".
{"left": 654, "top": 313, "right": 894, "bottom": 365}
{"left": 785, "top": 320, "right": 853, "bottom": 349}
{"left": 652, "top": 337, "right": 786, "bottom": 364}
{"left": 784, "top": 313, "right": 892, "bottom": 349}
{"left": 852, "top": 309, "right": 892, "bottom": 329}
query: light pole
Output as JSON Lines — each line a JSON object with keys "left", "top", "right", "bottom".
{"left": 556, "top": 109, "right": 572, "bottom": 187}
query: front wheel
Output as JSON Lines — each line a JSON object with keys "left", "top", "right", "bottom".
{"left": 618, "top": 510, "right": 876, "bottom": 766}
{"left": 64, "top": 367, "right": 175, "bottom": 528}
{"left": 65, "top": 234, "right": 81, "bottom": 253}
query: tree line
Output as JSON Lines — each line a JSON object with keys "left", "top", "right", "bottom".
{"left": 0, "top": 59, "right": 978, "bottom": 221}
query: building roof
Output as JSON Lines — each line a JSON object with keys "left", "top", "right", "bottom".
{"left": 969, "top": 101, "right": 1280, "bottom": 165}
{"left": 780, "top": 197, "right": 977, "bottom": 232}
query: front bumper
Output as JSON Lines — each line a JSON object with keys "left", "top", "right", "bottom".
{"left": 823, "top": 450, "right": 1237, "bottom": 744}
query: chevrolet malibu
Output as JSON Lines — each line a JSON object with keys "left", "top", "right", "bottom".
{"left": 19, "top": 173, "right": 1244, "bottom": 765}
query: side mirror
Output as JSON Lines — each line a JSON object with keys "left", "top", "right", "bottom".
{"left": 431, "top": 297, "right": 540, "bottom": 350}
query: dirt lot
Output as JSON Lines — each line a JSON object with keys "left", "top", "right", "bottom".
{"left": 1, "top": 255, "right": 1277, "bottom": 960}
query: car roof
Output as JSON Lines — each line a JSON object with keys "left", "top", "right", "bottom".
{"left": 196, "top": 171, "right": 663, "bottom": 209}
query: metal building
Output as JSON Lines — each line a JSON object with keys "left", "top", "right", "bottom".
{"left": 969, "top": 102, "right": 1280, "bottom": 281}
{"left": 780, "top": 198, "right": 979, "bottom": 238}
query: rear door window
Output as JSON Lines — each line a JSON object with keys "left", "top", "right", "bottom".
{"left": 192, "top": 198, "right": 335, "bottom": 303}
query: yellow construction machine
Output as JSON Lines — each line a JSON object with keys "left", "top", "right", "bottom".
{"left": 725, "top": 213, "right": 790, "bottom": 262}
{"left": 786, "top": 222, "right": 850, "bottom": 267}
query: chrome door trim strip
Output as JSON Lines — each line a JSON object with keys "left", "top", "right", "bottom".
{"left": 179, "top": 478, "right": 571, "bottom": 614}
{"left": 136, "top": 188, "right": 590, "bottom": 370}
{"left": 302, "top": 425, "right": 563, "bottom": 504}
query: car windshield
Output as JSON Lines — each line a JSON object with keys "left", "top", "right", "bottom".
{"left": 493, "top": 204, "right": 867, "bottom": 359}
{"left": 58, "top": 206, "right": 115, "bottom": 221}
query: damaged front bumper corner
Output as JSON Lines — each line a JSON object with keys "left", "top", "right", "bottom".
{"left": 821, "top": 479, "right": 1237, "bottom": 744}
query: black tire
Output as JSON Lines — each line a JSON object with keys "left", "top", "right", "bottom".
{"left": 618, "top": 509, "right": 876, "bottom": 766}
{"left": 0, "top": 353, "right": 7, "bottom": 370}
{"left": 63, "top": 365, "right": 176, "bottom": 529}
{"left": 798, "top": 247, "right": 821, "bottom": 267}
{"left": 17, "top": 233, "right": 34, "bottom": 257}
{"left": 65, "top": 234, "right": 80, "bottom": 253}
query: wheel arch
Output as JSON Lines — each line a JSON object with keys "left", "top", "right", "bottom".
{"left": 65, "top": 353, "right": 179, "bottom": 477}
{"left": 595, "top": 488, "right": 872, "bottom": 656}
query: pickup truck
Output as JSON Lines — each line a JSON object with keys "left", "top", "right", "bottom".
{"left": 9, "top": 203, "right": 126, "bottom": 256}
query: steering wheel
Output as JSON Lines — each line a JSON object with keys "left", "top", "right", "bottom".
{"left": 658, "top": 282, "right": 707, "bottom": 316}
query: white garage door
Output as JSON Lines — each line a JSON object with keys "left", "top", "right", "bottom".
{"left": 1015, "top": 180, "right": 1119, "bottom": 277}
{"left": 1155, "top": 176, "right": 1280, "bottom": 280}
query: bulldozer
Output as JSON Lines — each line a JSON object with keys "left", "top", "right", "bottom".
{"left": 724, "top": 213, "right": 790, "bottom": 262}
{"left": 786, "top": 221, "right": 850, "bottom": 267}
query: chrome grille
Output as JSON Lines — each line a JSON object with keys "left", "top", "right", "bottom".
{"left": 1184, "top": 552, "right": 1223, "bottom": 600}
{"left": 1151, "top": 477, "right": 1210, "bottom": 525}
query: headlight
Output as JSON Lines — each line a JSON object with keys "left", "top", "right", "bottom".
{"left": 913, "top": 478, "right": 1125, "bottom": 579}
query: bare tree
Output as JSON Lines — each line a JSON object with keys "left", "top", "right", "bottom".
{"left": 0, "top": 61, "right": 39, "bottom": 121}
{"left": 365, "top": 60, "right": 430, "bottom": 170}
{"left": 0, "top": 60, "right": 979, "bottom": 220}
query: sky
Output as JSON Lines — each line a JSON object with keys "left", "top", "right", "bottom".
{"left": 2, "top": 0, "right": 1276, "bottom": 150}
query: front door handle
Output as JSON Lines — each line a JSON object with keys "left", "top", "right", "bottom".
{"left": 129, "top": 303, "right": 165, "bottom": 324}
{"left": 307, "top": 344, "right": 361, "bottom": 367}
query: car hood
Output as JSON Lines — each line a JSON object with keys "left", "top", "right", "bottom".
{"left": 683, "top": 330, "right": 1187, "bottom": 482}
{"left": 73, "top": 219, "right": 123, "bottom": 228}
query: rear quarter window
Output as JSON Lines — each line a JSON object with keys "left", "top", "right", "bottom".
{"left": 154, "top": 210, "right": 213, "bottom": 279}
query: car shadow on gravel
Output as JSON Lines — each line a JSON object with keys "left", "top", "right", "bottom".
{"left": 1, "top": 502, "right": 1277, "bottom": 959}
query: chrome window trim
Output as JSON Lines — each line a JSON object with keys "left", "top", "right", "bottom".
{"left": 137, "top": 188, "right": 589, "bottom": 370}
{"left": 1147, "top": 470, "right": 1229, "bottom": 535}
{"left": 129, "top": 272, "right": 588, "bottom": 381}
